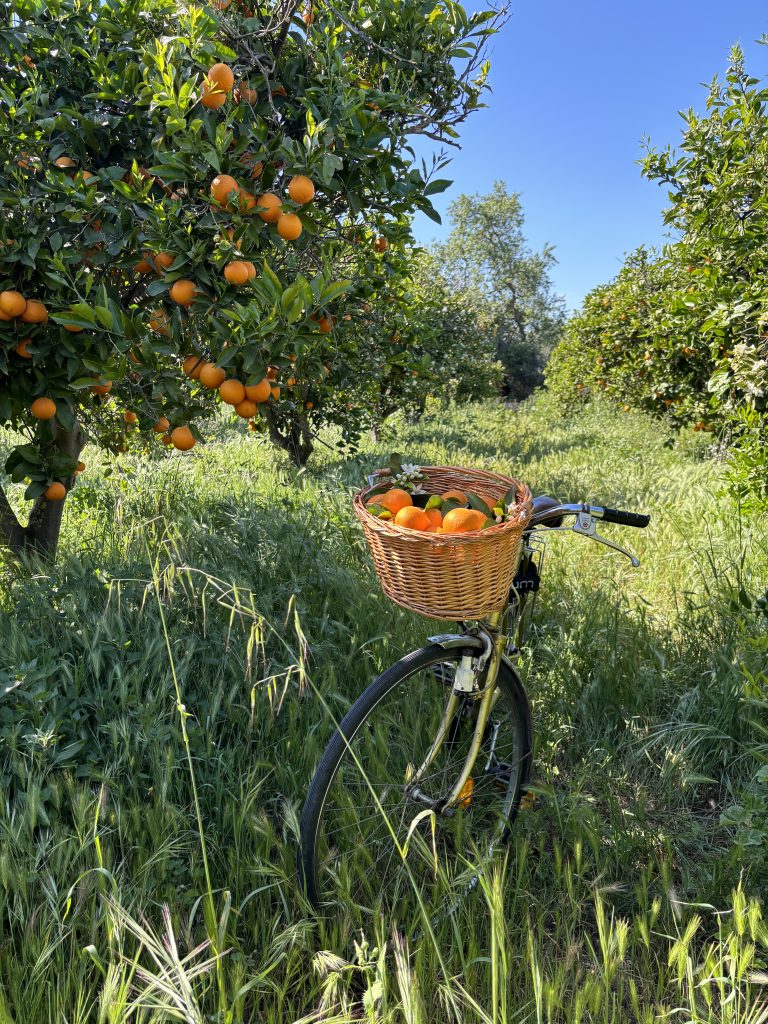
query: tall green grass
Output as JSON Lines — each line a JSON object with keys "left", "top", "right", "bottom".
{"left": 0, "top": 396, "right": 766, "bottom": 1021}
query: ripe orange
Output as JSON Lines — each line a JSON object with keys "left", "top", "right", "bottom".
{"left": 154, "top": 252, "right": 174, "bottom": 272}
{"left": 441, "top": 489, "right": 468, "bottom": 504}
{"left": 266, "top": 366, "right": 277, "bottom": 380}
{"left": 81, "top": 171, "right": 97, "bottom": 186}
{"left": 0, "top": 290, "right": 26, "bottom": 317}
{"left": 235, "top": 399, "right": 258, "bottom": 418}
{"left": 169, "top": 279, "right": 197, "bottom": 306}
{"left": 287, "top": 175, "right": 315, "bottom": 204}
{"left": 201, "top": 84, "right": 227, "bottom": 109}
{"left": 124, "top": 410, "right": 138, "bottom": 424}
{"left": 317, "top": 316, "right": 333, "bottom": 333}
{"left": 270, "top": 385, "right": 280, "bottom": 400}
{"left": 161, "top": 434, "right": 174, "bottom": 446}
{"left": 256, "top": 193, "right": 282, "bottom": 222}
{"left": 20, "top": 299, "right": 48, "bottom": 323}
{"left": 219, "top": 378, "right": 246, "bottom": 405}
{"left": 171, "top": 425, "right": 196, "bottom": 451}
{"left": 224, "top": 260, "right": 250, "bottom": 284}
{"left": 249, "top": 160, "right": 264, "bottom": 179}
{"left": 373, "top": 488, "right": 412, "bottom": 515}
{"left": 45, "top": 482, "right": 66, "bottom": 500}
{"left": 149, "top": 309, "right": 170, "bottom": 334}
{"left": 54, "top": 156, "right": 76, "bottom": 169}
{"left": 91, "top": 380, "right": 112, "bottom": 395}
{"left": 30, "top": 396, "right": 57, "bottom": 420}
{"left": 443, "top": 508, "right": 484, "bottom": 533}
{"left": 153, "top": 416, "right": 170, "bottom": 433}
{"left": 239, "top": 189, "right": 257, "bottom": 213}
{"left": 207, "top": 62, "right": 235, "bottom": 92}
{"left": 244, "top": 378, "right": 271, "bottom": 402}
{"left": 134, "top": 257, "right": 155, "bottom": 274}
{"left": 305, "top": 401, "right": 314, "bottom": 409}
{"left": 183, "top": 354, "right": 203, "bottom": 378}
{"left": 64, "top": 324, "right": 83, "bottom": 333}
{"left": 210, "top": 174, "right": 240, "bottom": 206}
{"left": 374, "top": 237, "right": 388, "bottom": 252}
{"left": 237, "top": 84, "right": 258, "bottom": 103}
{"left": 425, "top": 508, "right": 442, "bottom": 529}
{"left": 199, "top": 363, "right": 227, "bottom": 388}
{"left": 243, "top": 260, "right": 256, "bottom": 280}
{"left": 75, "top": 461, "right": 86, "bottom": 473}
{"left": 394, "top": 506, "right": 430, "bottom": 531}
{"left": 277, "top": 213, "right": 302, "bottom": 240}
{"left": 15, "top": 339, "right": 32, "bottom": 358}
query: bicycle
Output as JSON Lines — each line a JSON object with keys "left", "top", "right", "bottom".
{"left": 298, "top": 494, "right": 650, "bottom": 914}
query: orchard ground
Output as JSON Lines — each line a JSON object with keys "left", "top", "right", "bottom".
{"left": 0, "top": 396, "right": 767, "bottom": 1022}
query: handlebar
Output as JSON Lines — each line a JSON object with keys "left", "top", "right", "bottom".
{"left": 530, "top": 497, "right": 651, "bottom": 529}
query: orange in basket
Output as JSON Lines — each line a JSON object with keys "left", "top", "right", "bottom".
{"left": 354, "top": 465, "right": 532, "bottom": 621}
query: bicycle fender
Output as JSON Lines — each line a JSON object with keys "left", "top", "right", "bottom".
{"left": 427, "top": 634, "right": 522, "bottom": 682}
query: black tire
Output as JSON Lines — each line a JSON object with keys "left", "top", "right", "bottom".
{"left": 299, "top": 643, "right": 532, "bottom": 915}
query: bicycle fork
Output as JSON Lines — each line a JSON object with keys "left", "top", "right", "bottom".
{"left": 408, "top": 610, "right": 508, "bottom": 814}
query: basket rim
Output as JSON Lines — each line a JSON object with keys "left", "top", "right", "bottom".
{"left": 353, "top": 464, "right": 532, "bottom": 542}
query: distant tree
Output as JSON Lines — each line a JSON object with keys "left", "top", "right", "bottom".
{"left": 431, "top": 182, "right": 566, "bottom": 399}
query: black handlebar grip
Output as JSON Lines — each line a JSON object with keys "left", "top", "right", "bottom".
{"left": 600, "top": 507, "right": 651, "bottom": 528}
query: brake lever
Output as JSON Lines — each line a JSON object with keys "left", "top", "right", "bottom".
{"left": 573, "top": 508, "right": 640, "bottom": 567}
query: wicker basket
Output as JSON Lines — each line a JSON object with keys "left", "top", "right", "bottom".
{"left": 353, "top": 465, "right": 533, "bottom": 621}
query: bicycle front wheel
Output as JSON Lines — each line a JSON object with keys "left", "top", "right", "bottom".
{"left": 299, "top": 643, "right": 532, "bottom": 915}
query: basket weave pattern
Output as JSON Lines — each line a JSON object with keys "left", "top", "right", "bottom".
{"left": 354, "top": 466, "right": 533, "bottom": 621}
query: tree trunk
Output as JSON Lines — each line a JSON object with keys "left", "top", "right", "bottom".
{"left": 264, "top": 409, "right": 314, "bottom": 467}
{"left": 0, "top": 424, "right": 85, "bottom": 562}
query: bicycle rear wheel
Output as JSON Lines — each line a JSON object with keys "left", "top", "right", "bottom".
{"left": 299, "top": 643, "right": 532, "bottom": 916}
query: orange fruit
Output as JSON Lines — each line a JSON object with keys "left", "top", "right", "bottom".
{"left": 201, "top": 84, "right": 227, "bottom": 109}
{"left": 224, "top": 260, "right": 250, "bottom": 284}
{"left": 134, "top": 257, "right": 154, "bottom": 274}
{"left": 249, "top": 160, "right": 264, "bottom": 179}
{"left": 277, "top": 213, "right": 302, "bottom": 240}
{"left": 210, "top": 174, "right": 240, "bottom": 206}
{"left": 305, "top": 401, "right": 314, "bottom": 409}
{"left": 317, "top": 316, "right": 333, "bottom": 334}
{"left": 238, "top": 189, "right": 257, "bottom": 214}
{"left": 183, "top": 354, "right": 203, "bottom": 378}
{"left": 237, "top": 84, "right": 258, "bottom": 103}
{"left": 124, "top": 410, "right": 138, "bottom": 424}
{"left": 54, "top": 156, "right": 76, "bottom": 169}
{"left": 15, "top": 339, "right": 32, "bottom": 358}
{"left": 149, "top": 309, "right": 170, "bottom": 334}
{"left": 207, "top": 62, "right": 235, "bottom": 93}
{"left": 244, "top": 378, "right": 271, "bottom": 402}
{"left": 270, "top": 386, "right": 280, "bottom": 400}
{"left": 373, "top": 488, "right": 412, "bottom": 515}
{"left": 441, "top": 489, "right": 468, "bottom": 504}
{"left": 235, "top": 399, "right": 258, "bottom": 418}
{"left": 0, "top": 307, "right": 12, "bottom": 321}
{"left": 153, "top": 416, "right": 170, "bottom": 433}
{"left": 75, "top": 461, "right": 86, "bottom": 473}
{"left": 425, "top": 508, "right": 442, "bottom": 529}
{"left": 20, "top": 299, "right": 48, "bottom": 324}
{"left": 154, "top": 252, "right": 174, "bottom": 273}
{"left": 30, "top": 396, "right": 57, "bottom": 420}
{"left": 243, "top": 260, "right": 256, "bottom": 280}
{"left": 394, "top": 506, "right": 430, "bottom": 531}
{"left": 443, "top": 508, "right": 485, "bottom": 533}
{"left": 169, "top": 279, "right": 197, "bottom": 306}
{"left": 256, "top": 193, "right": 282, "bottom": 222}
{"left": 91, "top": 380, "right": 112, "bottom": 395}
{"left": 287, "top": 175, "right": 315, "bottom": 204}
{"left": 199, "top": 363, "right": 227, "bottom": 388}
{"left": 374, "top": 237, "right": 388, "bottom": 252}
{"left": 63, "top": 324, "right": 83, "bottom": 333}
{"left": 171, "top": 426, "right": 196, "bottom": 451}
{"left": 81, "top": 171, "right": 97, "bottom": 186}
{"left": 266, "top": 366, "right": 277, "bottom": 380}
{"left": 219, "top": 378, "right": 246, "bottom": 405}
{"left": 44, "top": 482, "right": 66, "bottom": 500}
{"left": 161, "top": 434, "right": 174, "bottom": 446}
{"left": 0, "top": 290, "right": 26, "bottom": 317}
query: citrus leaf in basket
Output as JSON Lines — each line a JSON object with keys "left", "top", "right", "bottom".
{"left": 479, "top": 517, "right": 495, "bottom": 529}
{"left": 425, "top": 494, "right": 443, "bottom": 510}
{"left": 466, "top": 492, "right": 493, "bottom": 518}
{"left": 366, "top": 483, "right": 391, "bottom": 498}
{"left": 366, "top": 503, "right": 392, "bottom": 519}
{"left": 440, "top": 497, "right": 464, "bottom": 516}
{"left": 502, "top": 485, "right": 520, "bottom": 507}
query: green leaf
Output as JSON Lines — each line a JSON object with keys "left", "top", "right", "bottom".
{"left": 467, "top": 492, "right": 492, "bottom": 517}
{"left": 425, "top": 494, "right": 443, "bottom": 510}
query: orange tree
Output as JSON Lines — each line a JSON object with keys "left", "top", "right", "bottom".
{"left": 546, "top": 46, "right": 768, "bottom": 509}
{"left": 0, "top": 0, "right": 502, "bottom": 558}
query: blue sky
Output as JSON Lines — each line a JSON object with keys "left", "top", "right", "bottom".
{"left": 411, "top": 1, "right": 768, "bottom": 310}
